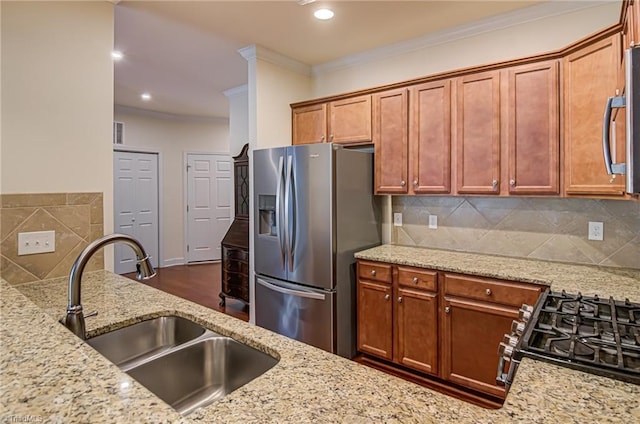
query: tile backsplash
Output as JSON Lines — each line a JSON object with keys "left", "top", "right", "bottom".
{"left": 1, "top": 193, "right": 104, "bottom": 285}
{"left": 393, "top": 196, "right": 639, "bottom": 269}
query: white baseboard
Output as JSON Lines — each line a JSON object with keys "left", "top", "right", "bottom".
{"left": 162, "top": 258, "right": 185, "bottom": 268}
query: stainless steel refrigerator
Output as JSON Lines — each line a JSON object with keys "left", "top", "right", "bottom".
{"left": 254, "top": 143, "right": 381, "bottom": 358}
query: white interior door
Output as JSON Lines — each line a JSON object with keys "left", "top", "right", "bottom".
{"left": 114, "top": 151, "right": 160, "bottom": 274}
{"left": 186, "top": 153, "right": 231, "bottom": 262}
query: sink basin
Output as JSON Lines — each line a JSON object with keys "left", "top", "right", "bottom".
{"left": 86, "top": 315, "right": 279, "bottom": 415}
{"left": 86, "top": 316, "right": 206, "bottom": 370}
{"left": 127, "top": 337, "right": 278, "bottom": 415}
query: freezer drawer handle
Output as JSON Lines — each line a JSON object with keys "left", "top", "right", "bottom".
{"left": 257, "top": 278, "right": 326, "bottom": 301}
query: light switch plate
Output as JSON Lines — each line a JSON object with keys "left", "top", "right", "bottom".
{"left": 18, "top": 230, "right": 55, "bottom": 255}
{"left": 393, "top": 213, "right": 402, "bottom": 227}
{"left": 588, "top": 222, "right": 604, "bottom": 241}
{"left": 428, "top": 215, "right": 438, "bottom": 229}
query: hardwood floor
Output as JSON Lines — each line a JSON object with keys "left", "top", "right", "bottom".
{"left": 122, "top": 262, "right": 249, "bottom": 322}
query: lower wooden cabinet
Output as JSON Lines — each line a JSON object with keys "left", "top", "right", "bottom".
{"left": 356, "top": 259, "right": 545, "bottom": 401}
{"left": 357, "top": 279, "right": 393, "bottom": 360}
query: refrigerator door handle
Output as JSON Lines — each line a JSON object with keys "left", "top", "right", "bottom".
{"left": 284, "top": 154, "right": 294, "bottom": 272}
{"left": 275, "top": 156, "right": 286, "bottom": 268}
{"left": 257, "top": 277, "right": 326, "bottom": 301}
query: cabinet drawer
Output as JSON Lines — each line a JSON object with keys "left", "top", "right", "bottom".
{"left": 397, "top": 267, "right": 437, "bottom": 291}
{"left": 358, "top": 261, "right": 392, "bottom": 283}
{"left": 224, "top": 247, "right": 248, "bottom": 262}
{"left": 443, "top": 273, "right": 543, "bottom": 308}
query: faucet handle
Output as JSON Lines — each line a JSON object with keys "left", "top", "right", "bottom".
{"left": 83, "top": 310, "right": 98, "bottom": 319}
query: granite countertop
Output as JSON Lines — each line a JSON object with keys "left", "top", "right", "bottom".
{"left": 2, "top": 246, "right": 639, "bottom": 423}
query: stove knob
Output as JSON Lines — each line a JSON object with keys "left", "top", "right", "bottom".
{"left": 498, "top": 342, "right": 514, "bottom": 357}
{"left": 521, "top": 304, "right": 534, "bottom": 313}
{"left": 503, "top": 334, "right": 518, "bottom": 346}
{"left": 511, "top": 320, "right": 526, "bottom": 336}
{"left": 518, "top": 308, "right": 532, "bottom": 322}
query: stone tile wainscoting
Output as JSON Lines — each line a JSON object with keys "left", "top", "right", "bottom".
{"left": 393, "top": 197, "right": 640, "bottom": 269}
{"left": 0, "top": 193, "right": 104, "bottom": 285}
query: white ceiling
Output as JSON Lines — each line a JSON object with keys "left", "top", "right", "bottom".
{"left": 114, "top": 1, "right": 595, "bottom": 120}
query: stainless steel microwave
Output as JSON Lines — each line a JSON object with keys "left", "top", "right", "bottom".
{"left": 603, "top": 47, "right": 639, "bottom": 195}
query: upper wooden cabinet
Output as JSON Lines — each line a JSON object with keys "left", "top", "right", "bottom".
{"left": 410, "top": 80, "right": 452, "bottom": 194}
{"left": 374, "top": 80, "right": 452, "bottom": 195}
{"left": 292, "top": 95, "right": 372, "bottom": 145}
{"left": 623, "top": 0, "right": 640, "bottom": 49}
{"left": 506, "top": 60, "right": 560, "bottom": 195}
{"left": 373, "top": 88, "right": 409, "bottom": 194}
{"left": 456, "top": 71, "right": 502, "bottom": 194}
{"left": 564, "top": 34, "right": 625, "bottom": 196}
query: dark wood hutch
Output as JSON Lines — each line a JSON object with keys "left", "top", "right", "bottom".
{"left": 219, "top": 144, "right": 250, "bottom": 307}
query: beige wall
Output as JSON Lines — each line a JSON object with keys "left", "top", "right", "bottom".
{"left": 1, "top": 2, "right": 114, "bottom": 269}
{"left": 394, "top": 196, "right": 640, "bottom": 270}
{"left": 313, "top": 2, "right": 620, "bottom": 97}
{"left": 113, "top": 107, "right": 230, "bottom": 266}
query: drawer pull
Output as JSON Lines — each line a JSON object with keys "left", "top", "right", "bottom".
{"left": 400, "top": 180, "right": 406, "bottom": 186}
{"left": 384, "top": 294, "right": 390, "bottom": 301}
{"left": 486, "top": 288, "right": 492, "bottom": 296}
{"left": 412, "top": 277, "right": 419, "bottom": 284}
{"left": 371, "top": 269, "right": 377, "bottom": 276}
{"left": 398, "top": 296, "right": 403, "bottom": 303}
{"left": 445, "top": 306, "right": 451, "bottom": 314}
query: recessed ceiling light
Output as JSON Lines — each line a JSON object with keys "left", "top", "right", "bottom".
{"left": 314, "top": 8, "right": 334, "bottom": 20}
{"left": 111, "top": 50, "right": 124, "bottom": 61}
{"left": 141, "top": 93, "right": 151, "bottom": 101}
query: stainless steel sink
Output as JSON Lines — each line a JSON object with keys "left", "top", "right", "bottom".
{"left": 86, "top": 315, "right": 278, "bottom": 415}
{"left": 127, "top": 337, "right": 279, "bottom": 415}
{"left": 86, "top": 315, "right": 205, "bottom": 370}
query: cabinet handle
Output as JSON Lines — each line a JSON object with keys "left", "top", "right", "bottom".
{"left": 329, "top": 134, "right": 334, "bottom": 140}
{"left": 412, "top": 277, "right": 418, "bottom": 284}
{"left": 321, "top": 135, "right": 325, "bottom": 141}
{"left": 486, "top": 288, "right": 492, "bottom": 296}
{"left": 413, "top": 179, "right": 418, "bottom": 186}
{"left": 397, "top": 296, "right": 403, "bottom": 303}
{"left": 492, "top": 179, "right": 498, "bottom": 188}
{"left": 400, "top": 180, "right": 406, "bottom": 186}
{"left": 510, "top": 179, "right": 516, "bottom": 187}
{"left": 445, "top": 306, "right": 451, "bottom": 314}
{"left": 371, "top": 269, "right": 376, "bottom": 276}
{"left": 384, "top": 294, "right": 390, "bottom": 301}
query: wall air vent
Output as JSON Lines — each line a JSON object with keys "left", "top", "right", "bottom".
{"left": 113, "top": 121, "right": 125, "bottom": 144}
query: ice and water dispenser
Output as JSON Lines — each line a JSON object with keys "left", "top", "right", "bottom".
{"left": 258, "top": 195, "right": 277, "bottom": 236}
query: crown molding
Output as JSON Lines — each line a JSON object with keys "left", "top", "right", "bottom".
{"left": 239, "top": 44, "right": 312, "bottom": 77}
{"left": 313, "top": 0, "right": 611, "bottom": 76}
{"left": 114, "top": 104, "right": 229, "bottom": 124}
{"left": 223, "top": 84, "right": 248, "bottom": 98}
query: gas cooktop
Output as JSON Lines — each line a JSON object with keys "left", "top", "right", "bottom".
{"left": 518, "top": 290, "right": 640, "bottom": 385}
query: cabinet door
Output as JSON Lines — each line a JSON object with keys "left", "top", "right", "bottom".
{"left": 357, "top": 279, "right": 393, "bottom": 360}
{"left": 564, "top": 35, "right": 625, "bottom": 196}
{"left": 329, "top": 95, "right": 372, "bottom": 145}
{"left": 441, "top": 296, "right": 517, "bottom": 399}
{"left": 292, "top": 104, "right": 327, "bottom": 145}
{"left": 373, "top": 88, "right": 409, "bottom": 194}
{"left": 410, "top": 80, "right": 452, "bottom": 194}
{"left": 507, "top": 61, "right": 560, "bottom": 195}
{"left": 630, "top": 0, "right": 640, "bottom": 48}
{"left": 396, "top": 287, "right": 438, "bottom": 375}
{"left": 456, "top": 71, "right": 501, "bottom": 194}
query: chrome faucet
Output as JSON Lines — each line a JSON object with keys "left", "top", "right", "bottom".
{"left": 63, "top": 233, "right": 156, "bottom": 339}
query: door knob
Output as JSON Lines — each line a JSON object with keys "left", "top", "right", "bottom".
{"left": 384, "top": 294, "right": 390, "bottom": 301}
{"left": 397, "top": 296, "right": 403, "bottom": 303}
{"left": 445, "top": 306, "right": 451, "bottom": 313}
{"left": 510, "top": 179, "right": 516, "bottom": 186}
{"left": 486, "top": 288, "right": 492, "bottom": 296}
{"left": 371, "top": 269, "right": 376, "bottom": 276}
{"left": 492, "top": 179, "right": 498, "bottom": 188}
{"left": 413, "top": 179, "right": 418, "bottom": 186}
{"left": 412, "top": 277, "right": 418, "bottom": 284}
{"left": 400, "top": 180, "right": 406, "bottom": 186}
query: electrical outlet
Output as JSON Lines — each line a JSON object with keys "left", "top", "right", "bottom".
{"left": 428, "top": 215, "right": 438, "bottom": 229}
{"left": 18, "top": 230, "right": 56, "bottom": 255}
{"left": 588, "top": 222, "right": 604, "bottom": 241}
{"left": 393, "top": 212, "right": 403, "bottom": 227}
